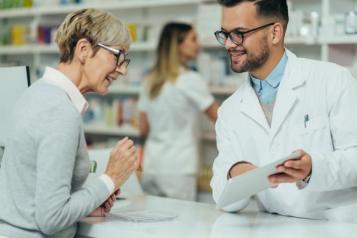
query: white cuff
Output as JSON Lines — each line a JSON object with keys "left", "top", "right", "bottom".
{"left": 99, "top": 174, "right": 115, "bottom": 194}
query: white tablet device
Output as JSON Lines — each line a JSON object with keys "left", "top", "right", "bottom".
{"left": 217, "top": 150, "right": 303, "bottom": 208}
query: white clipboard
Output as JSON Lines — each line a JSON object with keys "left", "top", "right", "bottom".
{"left": 217, "top": 150, "right": 303, "bottom": 208}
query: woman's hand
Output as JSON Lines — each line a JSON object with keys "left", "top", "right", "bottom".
{"left": 105, "top": 137, "right": 139, "bottom": 190}
{"left": 88, "top": 190, "right": 119, "bottom": 217}
{"left": 88, "top": 207, "right": 106, "bottom": 217}
{"left": 101, "top": 192, "right": 117, "bottom": 214}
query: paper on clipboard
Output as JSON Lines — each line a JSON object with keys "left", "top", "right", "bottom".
{"left": 217, "top": 151, "right": 303, "bottom": 208}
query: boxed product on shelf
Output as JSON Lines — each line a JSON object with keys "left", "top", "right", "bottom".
{"left": 84, "top": 96, "right": 139, "bottom": 129}
{"left": 197, "top": 165, "right": 213, "bottom": 192}
{"left": 0, "top": 0, "right": 32, "bottom": 9}
{"left": 0, "top": 24, "right": 10, "bottom": 45}
{"left": 10, "top": 24, "right": 30, "bottom": 45}
{"left": 37, "top": 25, "right": 58, "bottom": 44}
{"left": 127, "top": 23, "right": 138, "bottom": 42}
{"left": 122, "top": 97, "right": 139, "bottom": 127}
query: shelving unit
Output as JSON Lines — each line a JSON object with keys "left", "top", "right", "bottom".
{"left": 0, "top": 41, "right": 156, "bottom": 55}
{"left": 0, "top": 0, "right": 205, "bottom": 80}
{"left": 0, "top": 0, "right": 204, "bottom": 18}
{"left": 286, "top": 0, "right": 357, "bottom": 70}
{"left": 84, "top": 124, "right": 140, "bottom": 137}
{"left": 84, "top": 123, "right": 216, "bottom": 142}
{"left": 107, "top": 85, "right": 237, "bottom": 96}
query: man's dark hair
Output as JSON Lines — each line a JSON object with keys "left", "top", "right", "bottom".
{"left": 217, "top": 0, "right": 289, "bottom": 29}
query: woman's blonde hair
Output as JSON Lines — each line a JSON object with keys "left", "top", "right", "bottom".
{"left": 145, "top": 22, "right": 193, "bottom": 99}
{"left": 55, "top": 8, "right": 131, "bottom": 63}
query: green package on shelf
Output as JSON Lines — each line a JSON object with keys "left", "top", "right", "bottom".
{"left": 90, "top": 160, "right": 97, "bottom": 173}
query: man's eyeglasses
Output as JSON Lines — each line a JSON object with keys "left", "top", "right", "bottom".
{"left": 214, "top": 22, "right": 275, "bottom": 46}
{"left": 96, "top": 43, "right": 130, "bottom": 68}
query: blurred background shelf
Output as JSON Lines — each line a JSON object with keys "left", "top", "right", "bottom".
{"left": 84, "top": 124, "right": 140, "bottom": 137}
{"left": 84, "top": 124, "right": 217, "bottom": 140}
{"left": 0, "top": 42, "right": 157, "bottom": 56}
{"left": 0, "top": 0, "right": 204, "bottom": 18}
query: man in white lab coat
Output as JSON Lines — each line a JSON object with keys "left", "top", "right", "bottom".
{"left": 211, "top": 0, "right": 357, "bottom": 220}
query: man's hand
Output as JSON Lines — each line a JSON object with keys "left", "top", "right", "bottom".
{"left": 229, "top": 162, "right": 257, "bottom": 178}
{"left": 268, "top": 149, "right": 312, "bottom": 185}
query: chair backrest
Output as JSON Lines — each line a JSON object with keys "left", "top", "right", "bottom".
{"left": 86, "top": 148, "right": 143, "bottom": 197}
{"left": 0, "top": 66, "right": 30, "bottom": 166}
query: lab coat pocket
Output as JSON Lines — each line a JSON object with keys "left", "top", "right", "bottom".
{"left": 302, "top": 116, "right": 328, "bottom": 133}
{"left": 298, "top": 116, "right": 332, "bottom": 151}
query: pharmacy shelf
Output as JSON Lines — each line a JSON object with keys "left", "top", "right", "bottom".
{"left": 319, "top": 35, "right": 357, "bottom": 44}
{"left": 0, "top": 0, "right": 204, "bottom": 19}
{"left": 5, "top": 35, "right": 356, "bottom": 57}
{"left": 107, "top": 85, "right": 237, "bottom": 96}
{"left": 84, "top": 123, "right": 217, "bottom": 141}
{"left": 0, "top": 7, "right": 34, "bottom": 19}
{"left": 0, "top": 42, "right": 156, "bottom": 56}
{"left": 209, "top": 85, "right": 237, "bottom": 95}
{"left": 0, "top": 44, "right": 58, "bottom": 55}
{"left": 108, "top": 85, "right": 141, "bottom": 95}
{"left": 286, "top": 35, "right": 357, "bottom": 45}
{"left": 285, "top": 36, "right": 318, "bottom": 45}
{"left": 201, "top": 41, "right": 222, "bottom": 49}
{"left": 84, "top": 124, "right": 140, "bottom": 137}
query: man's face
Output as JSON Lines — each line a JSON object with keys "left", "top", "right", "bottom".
{"left": 221, "top": 2, "right": 271, "bottom": 73}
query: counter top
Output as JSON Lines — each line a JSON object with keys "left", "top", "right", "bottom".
{"left": 77, "top": 195, "right": 357, "bottom": 238}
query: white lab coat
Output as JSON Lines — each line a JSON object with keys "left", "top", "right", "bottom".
{"left": 211, "top": 50, "right": 357, "bottom": 220}
{"left": 138, "top": 69, "right": 214, "bottom": 175}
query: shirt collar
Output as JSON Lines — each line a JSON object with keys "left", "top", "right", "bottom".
{"left": 250, "top": 50, "right": 288, "bottom": 89}
{"left": 42, "top": 67, "right": 88, "bottom": 114}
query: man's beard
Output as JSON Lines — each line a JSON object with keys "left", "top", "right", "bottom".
{"left": 230, "top": 40, "right": 270, "bottom": 74}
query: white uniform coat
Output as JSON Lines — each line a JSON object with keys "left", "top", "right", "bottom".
{"left": 211, "top": 50, "right": 357, "bottom": 220}
{"left": 138, "top": 69, "right": 214, "bottom": 175}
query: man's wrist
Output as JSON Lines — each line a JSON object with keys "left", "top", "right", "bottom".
{"left": 227, "top": 161, "right": 252, "bottom": 179}
{"left": 302, "top": 169, "right": 312, "bottom": 183}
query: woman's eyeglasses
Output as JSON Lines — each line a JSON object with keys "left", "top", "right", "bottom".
{"left": 96, "top": 43, "right": 130, "bottom": 68}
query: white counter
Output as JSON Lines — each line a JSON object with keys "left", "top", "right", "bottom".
{"left": 77, "top": 195, "right": 357, "bottom": 238}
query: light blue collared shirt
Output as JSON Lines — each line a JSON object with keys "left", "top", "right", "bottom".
{"left": 250, "top": 51, "right": 288, "bottom": 104}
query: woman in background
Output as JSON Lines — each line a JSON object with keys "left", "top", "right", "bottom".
{"left": 0, "top": 9, "right": 139, "bottom": 237}
{"left": 138, "top": 22, "right": 219, "bottom": 201}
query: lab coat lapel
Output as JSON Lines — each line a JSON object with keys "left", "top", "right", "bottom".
{"left": 240, "top": 79, "right": 270, "bottom": 132}
{"left": 270, "top": 50, "right": 305, "bottom": 140}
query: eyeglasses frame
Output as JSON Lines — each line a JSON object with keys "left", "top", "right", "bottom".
{"left": 214, "top": 22, "right": 275, "bottom": 46}
{"left": 96, "top": 43, "right": 130, "bottom": 68}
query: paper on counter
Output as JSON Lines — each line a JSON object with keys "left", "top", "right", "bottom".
{"left": 109, "top": 210, "right": 178, "bottom": 223}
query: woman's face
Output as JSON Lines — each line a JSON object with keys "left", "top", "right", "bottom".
{"left": 179, "top": 29, "right": 200, "bottom": 62}
{"left": 84, "top": 44, "right": 129, "bottom": 95}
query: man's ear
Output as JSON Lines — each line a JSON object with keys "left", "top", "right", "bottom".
{"left": 75, "top": 38, "right": 91, "bottom": 64}
{"left": 271, "top": 22, "right": 284, "bottom": 45}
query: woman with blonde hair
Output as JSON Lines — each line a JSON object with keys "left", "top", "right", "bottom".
{"left": 138, "top": 22, "right": 219, "bottom": 201}
{"left": 0, "top": 9, "right": 139, "bottom": 237}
